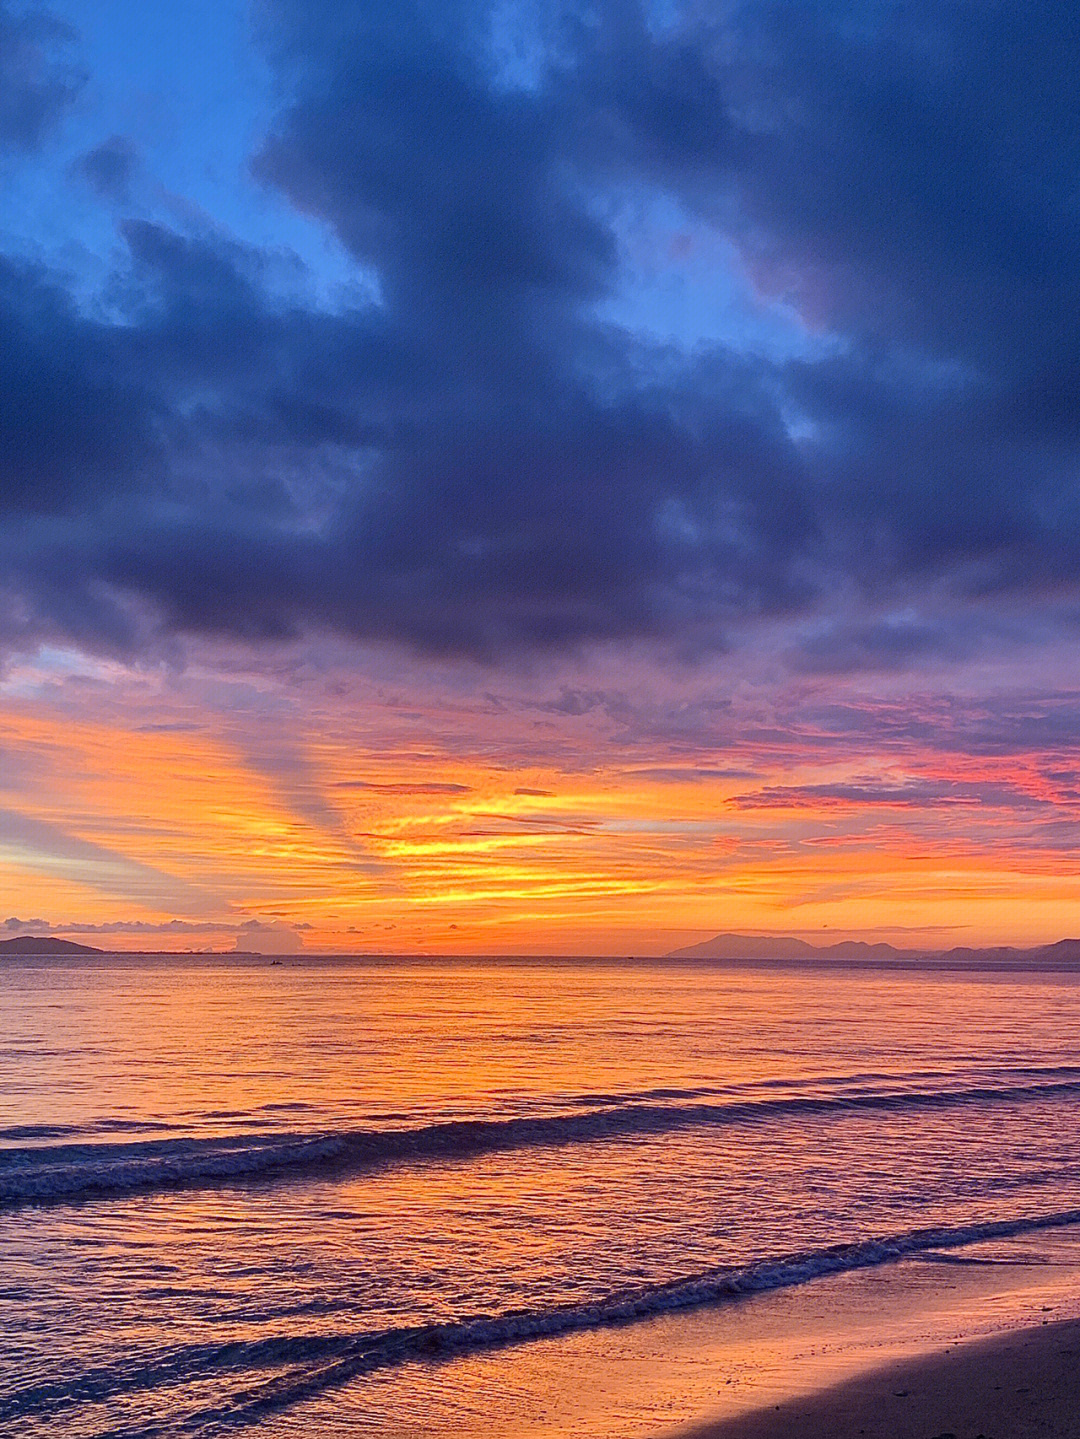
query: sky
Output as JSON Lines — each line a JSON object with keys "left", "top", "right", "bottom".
{"left": 2, "top": 0, "right": 1080, "bottom": 953}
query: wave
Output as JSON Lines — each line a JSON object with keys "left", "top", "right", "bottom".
{"left": 9, "top": 1205, "right": 1080, "bottom": 1436}
{"left": 8, "top": 1071, "right": 1080, "bottom": 1207}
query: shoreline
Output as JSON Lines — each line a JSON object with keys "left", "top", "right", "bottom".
{"left": 681, "top": 1314, "right": 1080, "bottom": 1439}
{"left": 251, "top": 1228, "right": 1080, "bottom": 1437}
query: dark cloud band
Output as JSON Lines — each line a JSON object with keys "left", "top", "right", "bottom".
{"left": 3, "top": 0, "right": 1080, "bottom": 673}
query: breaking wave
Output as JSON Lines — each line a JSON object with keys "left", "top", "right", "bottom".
{"left": 7, "top": 1069, "right": 1080, "bottom": 1207}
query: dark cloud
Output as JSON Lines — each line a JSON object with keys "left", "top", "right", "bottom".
{"left": 765, "top": 692, "right": 1080, "bottom": 763}
{"left": 69, "top": 133, "right": 139, "bottom": 203}
{"left": 716, "top": 0, "right": 1080, "bottom": 593}
{"left": 254, "top": 10, "right": 614, "bottom": 303}
{"left": 1025, "top": 820, "right": 1080, "bottom": 853}
{"left": 2, "top": 1, "right": 1080, "bottom": 672}
{"left": 0, "top": 1, "right": 84, "bottom": 152}
{"left": 134, "top": 722, "right": 202, "bottom": 733}
{"left": 629, "top": 767, "right": 758, "bottom": 783}
{"left": 732, "top": 779, "right": 1047, "bottom": 812}
{"left": 0, "top": 252, "right": 160, "bottom": 518}
{"left": 786, "top": 615, "right": 987, "bottom": 676}
{"left": 719, "top": 2, "right": 1080, "bottom": 369}
{"left": 335, "top": 781, "right": 472, "bottom": 794}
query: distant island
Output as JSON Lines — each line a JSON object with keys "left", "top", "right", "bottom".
{"left": 0, "top": 936, "right": 261, "bottom": 957}
{"left": 666, "top": 932, "right": 1080, "bottom": 967}
{"left": 668, "top": 933, "right": 906, "bottom": 961}
{"left": 0, "top": 936, "right": 103, "bottom": 954}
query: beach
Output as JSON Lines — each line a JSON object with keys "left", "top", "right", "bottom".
{"left": 689, "top": 1317, "right": 1080, "bottom": 1439}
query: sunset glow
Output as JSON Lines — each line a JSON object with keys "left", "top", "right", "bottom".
{"left": 5, "top": 635, "right": 1080, "bottom": 951}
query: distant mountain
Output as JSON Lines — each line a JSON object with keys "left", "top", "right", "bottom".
{"left": 809, "top": 939, "right": 912, "bottom": 959}
{"left": 1033, "top": 938, "right": 1080, "bottom": 962}
{"left": 0, "top": 936, "right": 102, "bottom": 955}
{"left": 937, "top": 938, "right": 1080, "bottom": 965}
{"left": 666, "top": 933, "right": 908, "bottom": 960}
{"left": 669, "top": 934, "right": 815, "bottom": 960}
{"left": 665, "top": 933, "right": 1080, "bottom": 967}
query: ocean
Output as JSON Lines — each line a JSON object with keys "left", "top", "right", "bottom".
{"left": 6, "top": 954, "right": 1080, "bottom": 1437}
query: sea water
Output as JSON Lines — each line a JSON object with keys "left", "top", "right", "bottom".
{"left": 6, "top": 954, "right": 1080, "bottom": 1436}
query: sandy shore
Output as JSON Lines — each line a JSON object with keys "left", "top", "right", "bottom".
{"left": 682, "top": 1315, "right": 1080, "bottom": 1439}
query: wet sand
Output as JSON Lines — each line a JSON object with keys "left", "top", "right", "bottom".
{"left": 685, "top": 1315, "right": 1080, "bottom": 1439}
